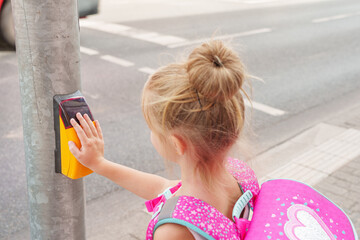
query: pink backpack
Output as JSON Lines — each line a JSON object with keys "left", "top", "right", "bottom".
{"left": 145, "top": 158, "right": 358, "bottom": 240}
{"left": 246, "top": 179, "right": 358, "bottom": 240}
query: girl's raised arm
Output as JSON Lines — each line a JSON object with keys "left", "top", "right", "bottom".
{"left": 68, "top": 112, "right": 178, "bottom": 200}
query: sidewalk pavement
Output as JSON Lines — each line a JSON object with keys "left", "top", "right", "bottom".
{"left": 315, "top": 108, "right": 360, "bottom": 231}
{"left": 10, "top": 104, "right": 360, "bottom": 239}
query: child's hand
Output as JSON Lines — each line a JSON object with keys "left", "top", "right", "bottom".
{"left": 68, "top": 112, "right": 105, "bottom": 171}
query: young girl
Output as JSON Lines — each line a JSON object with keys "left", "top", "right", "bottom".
{"left": 68, "top": 40, "right": 259, "bottom": 240}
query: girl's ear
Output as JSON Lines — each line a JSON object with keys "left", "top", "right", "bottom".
{"left": 170, "top": 135, "right": 187, "bottom": 156}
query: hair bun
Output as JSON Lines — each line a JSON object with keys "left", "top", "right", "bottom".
{"left": 186, "top": 40, "right": 245, "bottom": 102}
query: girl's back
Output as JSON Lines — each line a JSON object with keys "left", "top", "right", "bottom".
{"left": 147, "top": 157, "right": 259, "bottom": 240}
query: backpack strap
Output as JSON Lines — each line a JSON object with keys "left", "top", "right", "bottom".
{"left": 154, "top": 191, "right": 254, "bottom": 240}
{"left": 155, "top": 196, "right": 216, "bottom": 240}
{"left": 232, "top": 190, "right": 253, "bottom": 239}
{"left": 145, "top": 182, "right": 182, "bottom": 213}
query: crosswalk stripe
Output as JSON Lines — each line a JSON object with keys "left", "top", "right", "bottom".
{"left": 312, "top": 13, "right": 354, "bottom": 23}
{"left": 100, "top": 55, "right": 134, "bottom": 67}
{"left": 80, "top": 20, "right": 187, "bottom": 46}
{"left": 80, "top": 46, "right": 99, "bottom": 55}
{"left": 245, "top": 99, "right": 286, "bottom": 116}
{"left": 138, "top": 67, "right": 156, "bottom": 75}
{"left": 167, "top": 28, "right": 272, "bottom": 48}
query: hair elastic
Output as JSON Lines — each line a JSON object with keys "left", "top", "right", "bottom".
{"left": 195, "top": 89, "right": 203, "bottom": 111}
{"left": 214, "top": 55, "right": 224, "bottom": 67}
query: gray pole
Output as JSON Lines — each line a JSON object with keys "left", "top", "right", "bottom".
{"left": 11, "top": 0, "right": 85, "bottom": 239}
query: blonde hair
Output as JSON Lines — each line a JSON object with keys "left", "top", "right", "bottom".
{"left": 142, "top": 40, "right": 248, "bottom": 187}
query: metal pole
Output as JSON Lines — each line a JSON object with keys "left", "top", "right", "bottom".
{"left": 11, "top": 0, "right": 85, "bottom": 239}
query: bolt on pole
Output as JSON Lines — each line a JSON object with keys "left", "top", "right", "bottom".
{"left": 11, "top": 0, "right": 86, "bottom": 239}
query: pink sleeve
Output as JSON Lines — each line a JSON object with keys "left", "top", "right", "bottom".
{"left": 226, "top": 157, "right": 260, "bottom": 208}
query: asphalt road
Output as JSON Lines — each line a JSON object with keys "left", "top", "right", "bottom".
{"left": 0, "top": 0, "right": 359, "bottom": 238}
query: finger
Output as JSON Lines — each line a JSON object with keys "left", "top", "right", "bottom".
{"left": 95, "top": 120, "right": 103, "bottom": 140}
{"left": 70, "top": 118, "right": 88, "bottom": 144}
{"left": 76, "top": 112, "right": 93, "bottom": 137}
{"left": 84, "top": 114, "right": 98, "bottom": 137}
{"left": 68, "top": 141, "right": 81, "bottom": 159}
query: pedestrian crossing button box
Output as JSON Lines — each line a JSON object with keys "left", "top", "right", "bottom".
{"left": 53, "top": 90, "right": 93, "bottom": 179}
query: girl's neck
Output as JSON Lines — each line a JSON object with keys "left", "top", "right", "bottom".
{"left": 176, "top": 155, "right": 241, "bottom": 219}
{"left": 179, "top": 166, "right": 235, "bottom": 197}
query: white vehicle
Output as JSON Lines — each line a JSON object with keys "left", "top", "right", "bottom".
{"left": 0, "top": 0, "right": 99, "bottom": 48}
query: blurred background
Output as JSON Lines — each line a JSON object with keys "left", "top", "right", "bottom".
{"left": 1, "top": 0, "right": 359, "bottom": 239}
